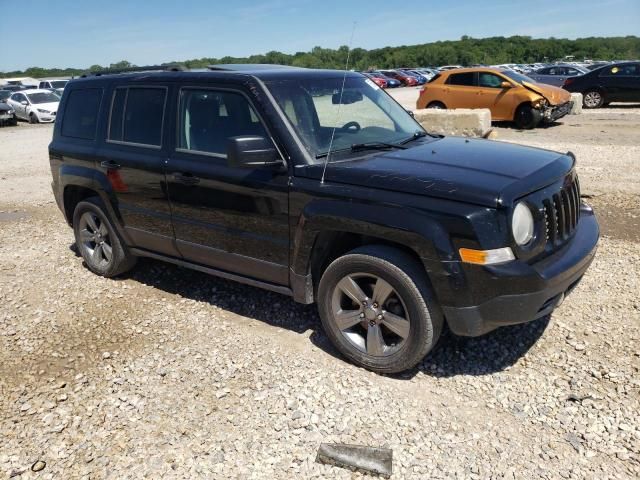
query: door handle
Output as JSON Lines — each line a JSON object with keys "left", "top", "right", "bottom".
{"left": 100, "top": 160, "right": 121, "bottom": 169}
{"left": 172, "top": 172, "right": 200, "bottom": 185}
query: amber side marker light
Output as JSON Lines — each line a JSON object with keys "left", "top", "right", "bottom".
{"left": 459, "top": 247, "right": 515, "bottom": 265}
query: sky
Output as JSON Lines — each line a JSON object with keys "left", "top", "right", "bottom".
{"left": 2, "top": 0, "right": 639, "bottom": 71}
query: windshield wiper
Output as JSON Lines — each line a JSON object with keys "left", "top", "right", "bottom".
{"left": 401, "top": 130, "right": 441, "bottom": 144}
{"left": 315, "top": 142, "right": 407, "bottom": 159}
{"left": 350, "top": 142, "right": 407, "bottom": 152}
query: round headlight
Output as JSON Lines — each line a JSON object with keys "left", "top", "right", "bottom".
{"left": 512, "top": 202, "right": 534, "bottom": 246}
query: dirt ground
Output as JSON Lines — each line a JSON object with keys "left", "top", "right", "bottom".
{"left": 0, "top": 99, "right": 638, "bottom": 479}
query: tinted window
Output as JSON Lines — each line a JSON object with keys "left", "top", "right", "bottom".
{"left": 61, "top": 88, "right": 103, "bottom": 140}
{"left": 178, "top": 89, "right": 268, "bottom": 156}
{"left": 108, "top": 89, "right": 126, "bottom": 141}
{"left": 600, "top": 64, "right": 640, "bottom": 77}
{"left": 108, "top": 87, "right": 166, "bottom": 146}
{"left": 478, "top": 73, "right": 503, "bottom": 88}
{"left": 447, "top": 73, "right": 475, "bottom": 86}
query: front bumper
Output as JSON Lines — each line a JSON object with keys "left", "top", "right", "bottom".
{"left": 443, "top": 205, "right": 599, "bottom": 336}
{"left": 543, "top": 101, "right": 572, "bottom": 123}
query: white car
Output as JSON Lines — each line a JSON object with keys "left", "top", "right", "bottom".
{"left": 7, "top": 89, "right": 60, "bottom": 123}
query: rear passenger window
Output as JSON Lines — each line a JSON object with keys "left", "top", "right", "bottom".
{"left": 177, "top": 89, "right": 268, "bottom": 156}
{"left": 447, "top": 73, "right": 475, "bottom": 86}
{"left": 108, "top": 87, "right": 166, "bottom": 147}
{"left": 61, "top": 89, "right": 103, "bottom": 140}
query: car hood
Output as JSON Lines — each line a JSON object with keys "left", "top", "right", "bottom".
{"left": 302, "top": 137, "right": 574, "bottom": 207}
{"left": 522, "top": 81, "right": 571, "bottom": 105}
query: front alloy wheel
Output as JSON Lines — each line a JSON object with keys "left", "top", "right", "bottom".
{"left": 332, "top": 273, "right": 411, "bottom": 357}
{"left": 318, "top": 245, "right": 443, "bottom": 373}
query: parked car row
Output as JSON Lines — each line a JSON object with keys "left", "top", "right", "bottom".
{"left": 1, "top": 89, "right": 61, "bottom": 124}
{"left": 413, "top": 61, "right": 639, "bottom": 128}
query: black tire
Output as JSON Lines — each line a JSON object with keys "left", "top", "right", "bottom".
{"left": 427, "top": 101, "right": 446, "bottom": 109}
{"left": 317, "top": 245, "right": 443, "bottom": 373}
{"left": 583, "top": 89, "right": 604, "bottom": 109}
{"left": 72, "top": 197, "right": 137, "bottom": 277}
{"left": 29, "top": 113, "right": 38, "bottom": 124}
{"left": 514, "top": 104, "right": 542, "bottom": 129}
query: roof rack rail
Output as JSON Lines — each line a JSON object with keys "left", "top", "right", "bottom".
{"left": 80, "top": 64, "right": 187, "bottom": 78}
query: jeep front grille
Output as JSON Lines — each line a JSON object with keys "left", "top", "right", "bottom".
{"left": 543, "top": 177, "right": 581, "bottom": 246}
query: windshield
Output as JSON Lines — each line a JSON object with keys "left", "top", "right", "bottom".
{"left": 501, "top": 70, "right": 537, "bottom": 84}
{"left": 266, "top": 75, "right": 424, "bottom": 161}
{"left": 0, "top": 91, "right": 10, "bottom": 102}
{"left": 50, "top": 80, "right": 68, "bottom": 88}
{"left": 26, "top": 92, "right": 60, "bottom": 104}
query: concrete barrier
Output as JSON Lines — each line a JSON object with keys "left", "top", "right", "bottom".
{"left": 412, "top": 108, "right": 492, "bottom": 137}
{"left": 570, "top": 93, "right": 583, "bottom": 115}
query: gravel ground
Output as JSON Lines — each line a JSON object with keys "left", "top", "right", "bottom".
{"left": 0, "top": 108, "right": 639, "bottom": 479}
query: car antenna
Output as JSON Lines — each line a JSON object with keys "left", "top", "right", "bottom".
{"left": 321, "top": 21, "right": 357, "bottom": 185}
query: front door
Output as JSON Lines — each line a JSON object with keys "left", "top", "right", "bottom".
{"left": 94, "top": 84, "right": 178, "bottom": 257}
{"left": 476, "top": 72, "right": 517, "bottom": 121}
{"left": 166, "top": 86, "right": 290, "bottom": 285}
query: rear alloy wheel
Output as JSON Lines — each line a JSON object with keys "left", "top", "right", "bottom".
{"left": 427, "top": 101, "right": 446, "bottom": 109}
{"left": 514, "top": 104, "right": 542, "bottom": 129}
{"left": 29, "top": 113, "right": 38, "bottom": 124}
{"left": 73, "top": 197, "right": 137, "bottom": 277}
{"left": 583, "top": 90, "right": 604, "bottom": 109}
{"left": 318, "top": 245, "right": 442, "bottom": 373}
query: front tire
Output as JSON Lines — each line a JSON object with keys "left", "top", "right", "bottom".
{"left": 73, "top": 197, "right": 137, "bottom": 277}
{"left": 514, "top": 104, "right": 542, "bottom": 129}
{"left": 29, "top": 113, "right": 38, "bottom": 124}
{"left": 583, "top": 90, "right": 604, "bottom": 109}
{"left": 317, "top": 245, "right": 443, "bottom": 373}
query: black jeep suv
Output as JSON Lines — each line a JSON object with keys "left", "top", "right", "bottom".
{"left": 49, "top": 65, "right": 599, "bottom": 373}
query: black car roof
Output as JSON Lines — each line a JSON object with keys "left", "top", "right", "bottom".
{"left": 69, "top": 65, "right": 363, "bottom": 86}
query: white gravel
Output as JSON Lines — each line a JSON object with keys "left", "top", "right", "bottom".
{"left": 0, "top": 112, "right": 639, "bottom": 479}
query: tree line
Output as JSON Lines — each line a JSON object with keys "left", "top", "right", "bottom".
{"left": 4, "top": 35, "right": 639, "bottom": 78}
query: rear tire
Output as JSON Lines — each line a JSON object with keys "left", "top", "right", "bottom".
{"left": 73, "top": 197, "right": 137, "bottom": 277}
{"left": 583, "top": 89, "right": 604, "bottom": 109}
{"left": 514, "top": 104, "right": 542, "bottom": 129}
{"left": 427, "top": 101, "right": 446, "bottom": 109}
{"left": 317, "top": 245, "right": 443, "bottom": 373}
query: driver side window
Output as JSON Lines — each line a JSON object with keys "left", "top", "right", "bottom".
{"left": 478, "top": 73, "right": 503, "bottom": 88}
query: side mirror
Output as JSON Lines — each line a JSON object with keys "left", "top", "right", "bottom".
{"left": 21, "top": 100, "right": 28, "bottom": 105}
{"left": 227, "top": 136, "right": 283, "bottom": 169}
{"left": 500, "top": 81, "right": 513, "bottom": 89}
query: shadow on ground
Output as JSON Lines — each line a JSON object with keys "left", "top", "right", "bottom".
{"left": 73, "top": 249, "right": 551, "bottom": 379}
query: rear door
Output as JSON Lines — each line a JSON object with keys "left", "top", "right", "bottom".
{"left": 443, "top": 72, "right": 477, "bottom": 108}
{"left": 9, "top": 93, "right": 27, "bottom": 119}
{"left": 95, "top": 84, "right": 179, "bottom": 257}
{"left": 598, "top": 64, "right": 640, "bottom": 102}
{"left": 166, "top": 85, "right": 290, "bottom": 285}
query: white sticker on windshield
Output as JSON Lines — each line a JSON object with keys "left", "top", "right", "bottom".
{"left": 365, "top": 78, "right": 380, "bottom": 90}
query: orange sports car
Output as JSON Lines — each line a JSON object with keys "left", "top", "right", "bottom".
{"left": 416, "top": 68, "right": 573, "bottom": 129}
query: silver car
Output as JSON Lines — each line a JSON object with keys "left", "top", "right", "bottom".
{"left": 528, "top": 64, "right": 590, "bottom": 87}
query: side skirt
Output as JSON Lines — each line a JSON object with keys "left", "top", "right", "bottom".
{"left": 130, "top": 247, "right": 294, "bottom": 298}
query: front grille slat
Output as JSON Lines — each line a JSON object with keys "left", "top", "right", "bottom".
{"left": 540, "top": 175, "right": 581, "bottom": 250}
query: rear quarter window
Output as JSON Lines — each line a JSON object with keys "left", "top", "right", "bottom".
{"left": 61, "top": 88, "right": 103, "bottom": 140}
